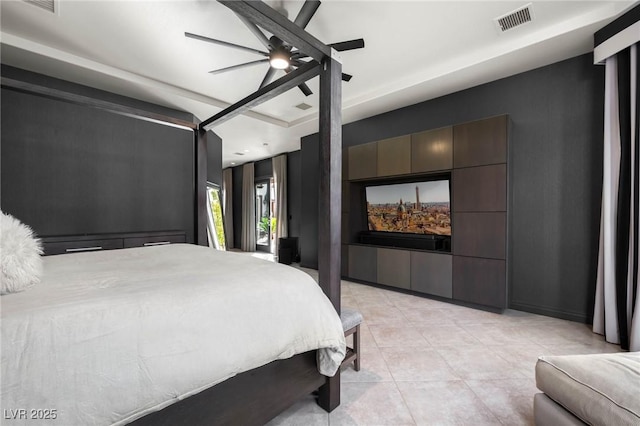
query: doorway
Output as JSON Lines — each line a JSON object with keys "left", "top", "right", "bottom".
{"left": 255, "top": 179, "right": 274, "bottom": 252}
{"left": 206, "top": 184, "right": 226, "bottom": 250}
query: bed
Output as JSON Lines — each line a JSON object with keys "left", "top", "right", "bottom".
{"left": 1, "top": 243, "right": 346, "bottom": 425}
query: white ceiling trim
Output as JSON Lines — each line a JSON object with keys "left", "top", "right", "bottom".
{"left": 594, "top": 19, "right": 640, "bottom": 64}
{"left": 287, "top": 2, "right": 625, "bottom": 130}
{"left": 0, "top": 31, "right": 290, "bottom": 128}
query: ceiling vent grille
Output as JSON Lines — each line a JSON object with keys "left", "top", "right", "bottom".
{"left": 22, "top": 0, "right": 56, "bottom": 13}
{"left": 295, "top": 103, "right": 312, "bottom": 111}
{"left": 494, "top": 3, "right": 533, "bottom": 33}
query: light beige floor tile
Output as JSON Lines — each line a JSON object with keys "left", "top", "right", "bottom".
{"left": 387, "top": 292, "right": 450, "bottom": 310}
{"left": 264, "top": 273, "right": 625, "bottom": 426}
{"left": 341, "top": 347, "right": 395, "bottom": 383}
{"left": 342, "top": 296, "right": 359, "bottom": 309}
{"left": 381, "top": 346, "right": 460, "bottom": 382}
{"left": 400, "top": 307, "right": 455, "bottom": 325}
{"left": 465, "top": 378, "right": 538, "bottom": 426}
{"left": 356, "top": 292, "right": 396, "bottom": 308}
{"left": 369, "top": 325, "right": 430, "bottom": 348}
{"left": 449, "top": 307, "right": 505, "bottom": 324}
{"left": 265, "top": 395, "right": 328, "bottom": 426}
{"left": 487, "top": 344, "right": 548, "bottom": 379}
{"left": 540, "top": 341, "right": 623, "bottom": 355}
{"left": 436, "top": 346, "right": 527, "bottom": 380}
{"left": 329, "top": 382, "right": 416, "bottom": 425}
{"left": 507, "top": 323, "right": 583, "bottom": 346}
{"left": 460, "top": 324, "right": 533, "bottom": 345}
{"left": 358, "top": 304, "right": 409, "bottom": 326}
{"left": 397, "top": 380, "right": 501, "bottom": 425}
{"left": 356, "top": 323, "right": 379, "bottom": 354}
{"left": 418, "top": 324, "right": 482, "bottom": 347}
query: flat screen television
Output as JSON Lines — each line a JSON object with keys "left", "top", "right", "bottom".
{"left": 365, "top": 179, "right": 451, "bottom": 236}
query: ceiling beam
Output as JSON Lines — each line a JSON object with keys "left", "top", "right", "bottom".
{"left": 200, "top": 60, "right": 320, "bottom": 130}
{"left": 218, "top": 0, "right": 332, "bottom": 63}
{"left": 1, "top": 77, "right": 197, "bottom": 131}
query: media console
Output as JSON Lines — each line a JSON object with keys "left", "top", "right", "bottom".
{"left": 358, "top": 231, "right": 450, "bottom": 252}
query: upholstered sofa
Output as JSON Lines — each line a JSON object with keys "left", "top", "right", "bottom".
{"left": 534, "top": 352, "right": 640, "bottom": 425}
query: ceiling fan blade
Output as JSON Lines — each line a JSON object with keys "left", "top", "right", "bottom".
{"left": 293, "top": 0, "right": 321, "bottom": 29}
{"left": 185, "top": 32, "right": 268, "bottom": 56}
{"left": 209, "top": 59, "right": 269, "bottom": 75}
{"left": 298, "top": 82, "right": 313, "bottom": 96}
{"left": 235, "top": 14, "right": 272, "bottom": 49}
{"left": 259, "top": 67, "right": 278, "bottom": 89}
{"left": 286, "top": 66, "right": 313, "bottom": 96}
{"left": 342, "top": 73, "right": 352, "bottom": 82}
{"left": 329, "top": 38, "right": 365, "bottom": 52}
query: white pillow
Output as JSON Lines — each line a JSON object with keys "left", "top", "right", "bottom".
{"left": 1, "top": 212, "right": 43, "bottom": 295}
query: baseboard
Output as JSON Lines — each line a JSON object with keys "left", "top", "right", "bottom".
{"left": 509, "top": 302, "right": 592, "bottom": 324}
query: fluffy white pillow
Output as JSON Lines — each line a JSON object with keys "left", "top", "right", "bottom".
{"left": 1, "top": 212, "right": 43, "bottom": 295}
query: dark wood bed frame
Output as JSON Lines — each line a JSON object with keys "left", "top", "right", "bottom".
{"left": 131, "top": 351, "right": 329, "bottom": 426}
{"left": 2, "top": 1, "right": 344, "bottom": 424}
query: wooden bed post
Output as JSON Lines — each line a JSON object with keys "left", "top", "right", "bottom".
{"left": 317, "top": 53, "right": 342, "bottom": 412}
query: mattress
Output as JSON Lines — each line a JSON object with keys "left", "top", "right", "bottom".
{"left": 1, "top": 244, "right": 346, "bottom": 425}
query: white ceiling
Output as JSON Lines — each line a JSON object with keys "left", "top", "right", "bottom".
{"left": 1, "top": 0, "right": 635, "bottom": 167}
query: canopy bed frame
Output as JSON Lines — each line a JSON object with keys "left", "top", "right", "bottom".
{"left": 1, "top": 1, "right": 343, "bottom": 424}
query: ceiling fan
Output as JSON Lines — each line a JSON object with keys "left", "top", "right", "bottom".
{"left": 185, "top": 0, "right": 364, "bottom": 96}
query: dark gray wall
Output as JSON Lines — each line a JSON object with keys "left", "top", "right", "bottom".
{"left": 207, "top": 131, "right": 223, "bottom": 186}
{"left": 287, "top": 150, "right": 302, "bottom": 239}
{"left": 300, "top": 53, "right": 604, "bottom": 322}
{"left": 0, "top": 66, "right": 209, "bottom": 244}
{"left": 231, "top": 165, "right": 244, "bottom": 249}
{"left": 300, "top": 135, "right": 320, "bottom": 268}
{"left": 254, "top": 158, "right": 273, "bottom": 181}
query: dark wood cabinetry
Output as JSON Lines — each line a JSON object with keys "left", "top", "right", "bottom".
{"left": 453, "top": 164, "right": 507, "bottom": 212}
{"left": 42, "top": 231, "right": 186, "bottom": 255}
{"left": 348, "top": 142, "right": 377, "bottom": 180}
{"left": 411, "top": 127, "right": 453, "bottom": 173}
{"left": 343, "top": 115, "right": 508, "bottom": 310}
{"left": 377, "top": 135, "right": 411, "bottom": 177}
{"left": 377, "top": 248, "right": 411, "bottom": 289}
{"left": 410, "top": 251, "right": 453, "bottom": 298}
{"left": 453, "top": 115, "right": 507, "bottom": 168}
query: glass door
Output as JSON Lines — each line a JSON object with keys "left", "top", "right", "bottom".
{"left": 255, "top": 180, "right": 272, "bottom": 252}
{"left": 206, "top": 184, "right": 226, "bottom": 250}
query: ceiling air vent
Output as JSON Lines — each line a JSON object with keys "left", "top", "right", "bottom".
{"left": 22, "top": 0, "right": 56, "bottom": 13}
{"left": 295, "top": 103, "right": 312, "bottom": 111}
{"left": 494, "top": 3, "right": 533, "bottom": 33}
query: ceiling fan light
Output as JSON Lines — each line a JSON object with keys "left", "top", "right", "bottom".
{"left": 269, "top": 49, "right": 290, "bottom": 70}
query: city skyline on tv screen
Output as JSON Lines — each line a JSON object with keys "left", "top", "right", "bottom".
{"left": 366, "top": 180, "right": 451, "bottom": 236}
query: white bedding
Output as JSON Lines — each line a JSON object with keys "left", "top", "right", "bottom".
{"left": 1, "top": 244, "right": 346, "bottom": 425}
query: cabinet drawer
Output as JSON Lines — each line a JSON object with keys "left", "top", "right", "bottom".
{"left": 123, "top": 233, "right": 186, "bottom": 248}
{"left": 43, "top": 238, "right": 123, "bottom": 255}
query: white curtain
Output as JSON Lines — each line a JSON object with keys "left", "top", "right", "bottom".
{"left": 222, "top": 168, "right": 234, "bottom": 250}
{"left": 594, "top": 44, "right": 640, "bottom": 351}
{"left": 272, "top": 154, "right": 288, "bottom": 252}
{"left": 241, "top": 163, "right": 256, "bottom": 252}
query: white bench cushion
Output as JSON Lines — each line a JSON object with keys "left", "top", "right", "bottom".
{"left": 536, "top": 352, "right": 640, "bottom": 426}
{"left": 340, "top": 307, "right": 363, "bottom": 332}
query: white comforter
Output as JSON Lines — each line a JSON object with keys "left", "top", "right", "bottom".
{"left": 1, "top": 244, "right": 346, "bottom": 425}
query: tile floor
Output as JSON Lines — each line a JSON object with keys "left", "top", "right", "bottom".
{"left": 266, "top": 267, "right": 622, "bottom": 426}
